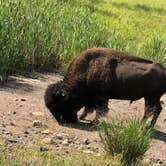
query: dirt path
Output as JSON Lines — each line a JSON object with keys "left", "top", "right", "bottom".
{"left": 0, "top": 73, "right": 165, "bottom": 164}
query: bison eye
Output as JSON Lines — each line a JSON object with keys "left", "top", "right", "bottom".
{"left": 61, "top": 92, "right": 66, "bottom": 97}
{"left": 56, "top": 89, "right": 67, "bottom": 97}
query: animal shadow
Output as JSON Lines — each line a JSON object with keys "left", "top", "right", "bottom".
{"left": 0, "top": 76, "right": 35, "bottom": 92}
{"left": 62, "top": 120, "right": 98, "bottom": 131}
{"left": 153, "top": 129, "right": 166, "bottom": 142}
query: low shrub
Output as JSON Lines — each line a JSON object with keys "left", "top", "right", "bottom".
{"left": 99, "top": 119, "right": 153, "bottom": 165}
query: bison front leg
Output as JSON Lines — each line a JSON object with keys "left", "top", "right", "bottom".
{"left": 150, "top": 101, "right": 162, "bottom": 127}
{"left": 143, "top": 98, "right": 162, "bottom": 127}
{"left": 78, "top": 107, "right": 94, "bottom": 121}
{"left": 79, "top": 103, "right": 108, "bottom": 123}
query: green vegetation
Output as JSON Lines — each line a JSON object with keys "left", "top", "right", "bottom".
{"left": 1, "top": 0, "right": 166, "bottom": 81}
{"left": 0, "top": 0, "right": 109, "bottom": 81}
{"left": 89, "top": 0, "right": 166, "bottom": 63}
{"left": 99, "top": 119, "right": 153, "bottom": 165}
{"left": 0, "top": 143, "right": 122, "bottom": 166}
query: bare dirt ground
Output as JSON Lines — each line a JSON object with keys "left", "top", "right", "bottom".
{"left": 0, "top": 73, "right": 166, "bottom": 164}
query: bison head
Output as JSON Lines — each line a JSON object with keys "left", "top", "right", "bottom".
{"left": 44, "top": 81, "right": 78, "bottom": 123}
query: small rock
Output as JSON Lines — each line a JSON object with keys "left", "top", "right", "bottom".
{"left": 24, "top": 131, "right": 29, "bottom": 134}
{"left": 31, "top": 112, "right": 44, "bottom": 116}
{"left": 40, "top": 146, "right": 49, "bottom": 151}
{"left": 64, "top": 150, "right": 69, "bottom": 154}
{"left": 144, "top": 158, "right": 150, "bottom": 163}
{"left": 5, "top": 131, "right": 12, "bottom": 135}
{"left": 93, "top": 138, "right": 101, "bottom": 143}
{"left": 149, "top": 158, "right": 164, "bottom": 165}
{"left": 62, "top": 139, "right": 69, "bottom": 146}
{"left": 7, "top": 138, "right": 18, "bottom": 143}
{"left": 42, "top": 138, "right": 53, "bottom": 144}
{"left": 82, "top": 150, "right": 94, "bottom": 154}
{"left": 75, "top": 141, "right": 80, "bottom": 145}
{"left": 74, "top": 145, "right": 79, "bottom": 149}
{"left": 23, "top": 135, "right": 28, "bottom": 138}
{"left": 73, "top": 136, "right": 78, "bottom": 141}
{"left": 95, "top": 153, "right": 101, "bottom": 157}
{"left": 68, "top": 138, "right": 73, "bottom": 143}
{"left": 164, "top": 119, "right": 166, "bottom": 122}
{"left": 41, "top": 129, "right": 51, "bottom": 135}
{"left": 56, "top": 134, "right": 63, "bottom": 140}
{"left": 34, "top": 131, "right": 41, "bottom": 134}
{"left": 155, "top": 159, "right": 163, "bottom": 165}
{"left": 55, "top": 144, "right": 60, "bottom": 148}
{"left": 21, "top": 98, "right": 26, "bottom": 101}
{"left": 55, "top": 133, "right": 69, "bottom": 140}
{"left": 87, "top": 146, "right": 91, "bottom": 149}
{"left": 2, "top": 124, "right": 6, "bottom": 127}
{"left": 33, "top": 120, "right": 42, "bottom": 127}
{"left": 82, "top": 138, "right": 90, "bottom": 145}
{"left": 10, "top": 122, "right": 15, "bottom": 126}
{"left": 13, "top": 111, "right": 16, "bottom": 115}
{"left": 7, "top": 152, "right": 12, "bottom": 156}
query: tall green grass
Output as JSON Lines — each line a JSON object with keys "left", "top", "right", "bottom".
{"left": 91, "top": 0, "right": 166, "bottom": 62}
{"left": 0, "top": 0, "right": 166, "bottom": 81}
{"left": 99, "top": 119, "right": 153, "bottom": 165}
{"left": 0, "top": 0, "right": 110, "bottom": 81}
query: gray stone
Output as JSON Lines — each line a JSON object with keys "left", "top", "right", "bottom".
{"left": 21, "top": 98, "right": 26, "bottom": 101}
{"left": 41, "top": 129, "right": 51, "bottom": 135}
{"left": 82, "top": 150, "right": 94, "bottom": 154}
{"left": 7, "top": 138, "right": 18, "bottom": 143}
{"left": 42, "top": 138, "right": 53, "bottom": 144}
{"left": 33, "top": 120, "right": 42, "bottom": 127}
{"left": 40, "top": 146, "right": 49, "bottom": 151}
{"left": 55, "top": 133, "right": 69, "bottom": 140}
{"left": 24, "top": 131, "right": 29, "bottom": 134}
{"left": 82, "top": 138, "right": 90, "bottom": 145}
{"left": 62, "top": 139, "right": 69, "bottom": 146}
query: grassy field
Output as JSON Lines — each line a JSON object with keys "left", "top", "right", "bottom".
{"left": 0, "top": 0, "right": 165, "bottom": 81}
{"left": 0, "top": 137, "right": 121, "bottom": 166}
{"left": 92, "top": 0, "right": 166, "bottom": 61}
{"left": 0, "top": 0, "right": 109, "bottom": 81}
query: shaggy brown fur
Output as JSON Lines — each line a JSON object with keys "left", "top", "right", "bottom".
{"left": 45, "top": 48, "right": 166, "bottom": 126}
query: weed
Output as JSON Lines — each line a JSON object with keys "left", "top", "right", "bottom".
{"left": 99, "top": 119, "right": 153, "bottom": 165}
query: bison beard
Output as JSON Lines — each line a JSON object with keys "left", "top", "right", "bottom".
{"left": 44, "top": 48, "right": 166, "bottom": 127}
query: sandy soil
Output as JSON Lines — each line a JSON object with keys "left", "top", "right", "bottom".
{"left": 0, "top": 73, "right": 165, "bottom": 164}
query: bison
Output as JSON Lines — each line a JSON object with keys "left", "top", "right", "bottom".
{"left": 44, "top": 48, "right": 166, "bottom": 127}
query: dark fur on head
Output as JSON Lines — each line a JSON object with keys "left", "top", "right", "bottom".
{"left": 44, "top": 81, "right": 78, "bottom": 123}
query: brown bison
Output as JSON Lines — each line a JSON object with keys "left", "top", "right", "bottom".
{"left": 44, "top": 48, "right": 166, "bottom": 127}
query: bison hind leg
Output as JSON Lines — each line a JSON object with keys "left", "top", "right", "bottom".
{"left": 143, "top": 98, "right": 162, "bottom": 127}
{"left": 150, "top": 102, "right": 162, "bottom": 127}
